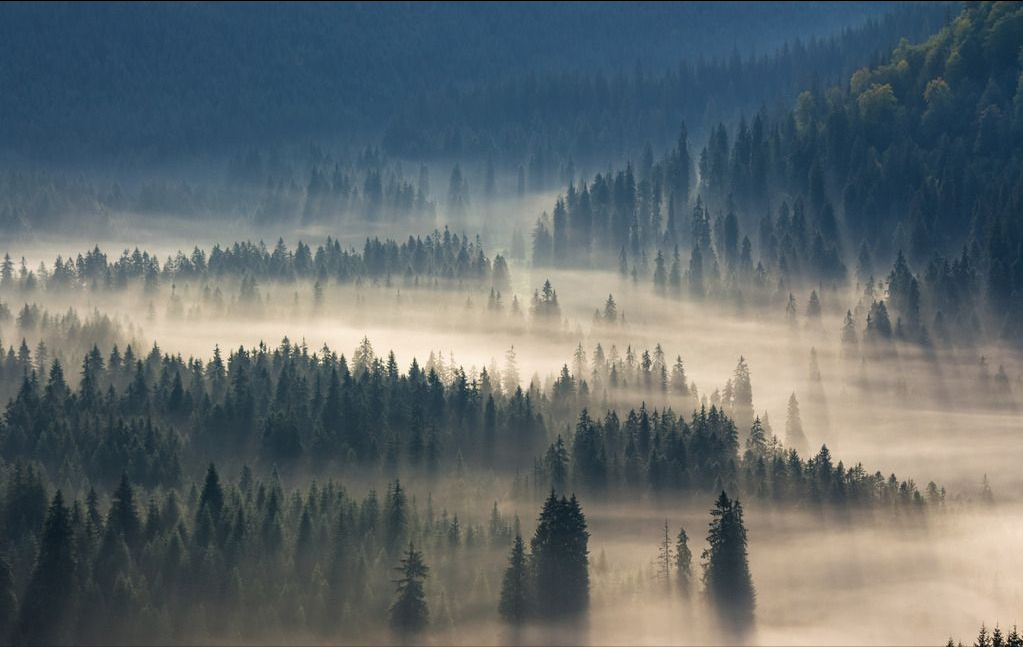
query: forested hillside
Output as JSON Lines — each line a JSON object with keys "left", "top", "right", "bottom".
{"left": 533, "top": 0, "right": 1023, "bottom": 345}
{"left": 0, "top": 1, "right": 915, "bottom": 161}
{"left": 0, "top": 2, "right": 1018, "bottom": 645}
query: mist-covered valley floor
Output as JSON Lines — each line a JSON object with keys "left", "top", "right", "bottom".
{"left": 0, "top": 234, "right": 1019, "bottom": 645}
{"left": 1, "top": 1, "right": 1022, "bottom": 645}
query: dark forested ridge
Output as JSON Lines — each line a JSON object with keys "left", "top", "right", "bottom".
{"left": 0, "top": 1, "right": 918, "bottom": 161}
{"left": 382, "top": 2, "right": 950, "bottom": 164}
{"left": 0, "top": 3, "right": 950, "bottom": 236}
{"left": 535, "top": 0, "right": 1023, "bottom": 346}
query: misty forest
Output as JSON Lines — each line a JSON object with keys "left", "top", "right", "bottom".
{"left": 0, "top": 1, "right": 1022, "bottom": 645}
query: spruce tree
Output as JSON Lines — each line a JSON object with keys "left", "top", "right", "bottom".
{"left": 197, "top": 463, "right": 224, "bottom": 524}
{"left": 544, "top": 437, "right": 569, "bottom": 492}
{"left": 0, "top": 554, "right": 17, "bottom": 643}
{"left": 655, "top": 520, "right": 674, "bottom": 590}
{"left": 976, "top": 624, "right": 991, "bottom": 647}
{"left": 731, "top": 356, "right": 754, "bottom": 432}
{"left": 108, "top": 472, "right": 140, "bottom": 548}
{"left": 745, "top": 416, "right": 768, "bottom": 461}
{"left": 675, "top": 527, "right": 692, "bottom": 598}
{"left": 15, "top": 491, "right": 76, "bottom": 646}
{"left": 702, "top": 491, "right": 755, "bottom": 633}
{"left": 530, "top": 491, "right": 589, "bottom": 621}
{"left": 389, "top": 542, "right": 429, "bottom": 635}
{"left": 384, "top": 480, "right": 408, "bottom": 557}
{"left": 498, "top": 534, "right": 530, "bottom": 624}
{"left": 785, "top": 393, "right": 808, "bottom": 455}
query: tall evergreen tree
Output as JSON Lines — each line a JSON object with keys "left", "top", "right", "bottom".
{"left": 701, "top": 491, "right": 755, "bottom": 634}
{"left": 389, "top": 542, "right": 429, "bottom": 636}
{"left": 655, "top": 520, "right": 674, "bottom": 590}
{"left": 731, "top": 356, "right": 754, "bottom": 432}
{"left": 785, "top": 393, "right": 808, "bottom": 455}
{"left": 384, "top": 480, "right": 408, "bottom": 557}
{"left": 197, "top": 463, "right": 224, "bottom": 524}
{"left": 107, "top": 472, "right": 140, "bottom": 549}
{"left": 675, "top": 527, "right": 692, "bottom": 599}
{"left": 0, "top": 554, "right": 17, "bottom": 643}
{"left": 498, "top": 534, "right": 530, "bottom": 625}
{"left": 530, "top": 491, "right": 589, "bottom": 621}
{"left": 15, "top": 491, "right": 76, "bottom": 646}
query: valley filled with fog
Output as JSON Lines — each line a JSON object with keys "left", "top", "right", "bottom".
{"left": 0, "top": 2, "right": 1020, "bottom": 645}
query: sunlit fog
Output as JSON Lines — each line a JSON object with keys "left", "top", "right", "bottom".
{"left": 0, "top": 2, "right": 1019, "bottom": 646}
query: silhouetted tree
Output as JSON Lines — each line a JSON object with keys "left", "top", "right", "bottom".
{"left": 498, "top": 534, "right": 529, "bottom": 625}
{"left": 530, "top": 491, "right": 589, "bottom": 621}
{"left": 702, "top": 491, "right": 755, "bottom": 634}
{"left": 389, "top": 542, "right": 429, "bottom": 636}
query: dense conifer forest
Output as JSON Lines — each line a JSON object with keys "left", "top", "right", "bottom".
{"left": 0, "top": 1, "right": 1020, "bottom": 645}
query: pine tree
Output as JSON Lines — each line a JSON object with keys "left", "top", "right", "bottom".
{"left": 0, "top": 554, "right": 17, "bottom": 642}
{"left": 384, "top": 480, "right": 408, "bottom": 557}
{"left": 530, "top": 491, "right": 589, "bottom": 621}
{"left": 197, "top": 463, "right": 224, "bottom": 524}
{"left": 498, "top": 534, "right": 530, "bottom": 624}
{"left": 731, "top": 356, "right": 753, "bottom": 432}
{"left": 841, "top": 310, "right": 859, "bottom": 356}
{"left": 785, "top": 393, "right": 808, "bottom": 455}
{"left": 389, "top": 542, "right": 429, "bottom": 635}
{"left": 653, "top": 250, "right": 668, "bottom": 292}
{"left": 16, "top": 491, "right": 76, "bottom": 645}
{"left": 702, "top": 491, "right": 755, "bottom": 634}
{"left": 655, "top": 520, "right": 674, "bottom": 590}
{"left": 805, "top": 289, "right": 822, "bottom": 325}
{"left": 669, "top": 247, "right": 683, "bottom": 295}
{"left": 976, "top": 624, "right": 992, "bottom": 647}
{"left": 675, "top": 527, "right": 692, "bottom": 598}
{"left": 1005, "top": 625, "right": 1021, "bottom": 647}
{"left": 108, "top": 472, "right": 140, "bottom": 549}
{"left": 745, "top": 417, "right": 768, "bottom": 461}
{"left": 544, "top": 436, "right": 569, "bottom": 492}
{"left": 603, "top": 294, "right": 618, "bottom": 323}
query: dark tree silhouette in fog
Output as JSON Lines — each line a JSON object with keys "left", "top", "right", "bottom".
{"left": 702, "top": 491, "right": 755, "bottom": 634}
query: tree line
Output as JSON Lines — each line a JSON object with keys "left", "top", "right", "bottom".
{"left": 0, "top": 457, "right": 762, "bottom": 644}
{"left": 1, "top": 230, "right": 509, "bottom": 294}
{"left": 0, "top": 331, "right": 953, "bottom": 516}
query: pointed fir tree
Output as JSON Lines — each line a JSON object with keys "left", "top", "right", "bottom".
{"left": 0, "top": 553, "right": 17, "bottom": 642}
{"left": 655, "top": 520, "right": 674, "bottom": 590}
{"left": 675, "top": 527, "right": 692, "bottom": 599}
{"left": 498, "top": 534, "right": 530, "bottom": 624}
{"left": 785, "top": 393, "right": 808, "bottom": 455}
{"left": 384, "top": 480, "right": 409, "bottom": 557}
{"left": 197, "top": 463, "right": 224, "bottom": 525}
{"left": 389, "top": 542, "right": 430, "bottom": 636}
{"left": 530, "top": 491, "right": 590, "bottom": 621}
{"left": 702, "top": 491, "right": 755, "bottom": 634}
{"left": 15, "top": 491, "right": 76, "bottom": 645}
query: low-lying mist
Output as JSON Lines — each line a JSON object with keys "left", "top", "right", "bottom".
{"left": 5, "top": 246, "right": 1017, "bottom": 496}
{"left": 0, "top": 232, "right": 1020, "bottom": 646}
